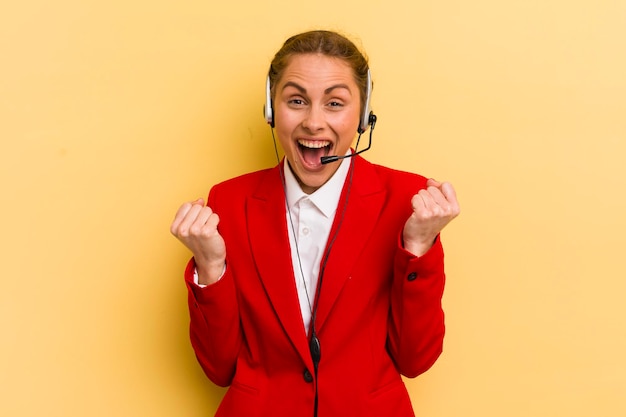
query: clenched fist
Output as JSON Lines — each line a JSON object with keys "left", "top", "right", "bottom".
{"left": 170, "top": 198, "right": 226, "bottom": 286}
{"left": 403, "top": 179, "right": 460, "bottom": 257}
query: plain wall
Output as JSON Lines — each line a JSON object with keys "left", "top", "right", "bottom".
{"left": 1, "top": 1, "right": 625, "bottom": 416}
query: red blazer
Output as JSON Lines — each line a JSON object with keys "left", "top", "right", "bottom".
{"left": 185, "top": 156, "right": 446, "bottom": 417}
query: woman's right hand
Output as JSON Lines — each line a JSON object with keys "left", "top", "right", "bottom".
{"left": 170, "top": 198, "right": 226, "bottom": 286}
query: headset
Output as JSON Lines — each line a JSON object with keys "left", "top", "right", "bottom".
{"left": 264, "top": 68, "right": 375, "bottom": 134}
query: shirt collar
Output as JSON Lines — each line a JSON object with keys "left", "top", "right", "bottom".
{"left": 283, "top": 150, "right": 352, "bottom": 218}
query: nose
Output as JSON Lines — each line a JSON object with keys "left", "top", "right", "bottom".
{"left": 302, "top": 105, "right": 324, "bottom": 132}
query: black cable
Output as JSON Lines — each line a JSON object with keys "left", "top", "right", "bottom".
{"left": 271, "top": 127, "right": 361, "bottom": 417}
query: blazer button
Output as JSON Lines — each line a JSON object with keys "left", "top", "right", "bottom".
{"left": 303, "top": 369, "right": 313, "bottom": 383}
{"left": 407, "top": 272, "right": 418, "bottom": 281}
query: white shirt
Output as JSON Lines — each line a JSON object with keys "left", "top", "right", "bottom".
{"left": 195, "top": 152, "right": 352, "bottom": 335}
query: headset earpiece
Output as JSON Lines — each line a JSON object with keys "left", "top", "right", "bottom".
{"left": 358, "top": 69, "right": 374, "bottom": 134}
{"left": 264, "top": 75, "right": 274, "bottom": 127}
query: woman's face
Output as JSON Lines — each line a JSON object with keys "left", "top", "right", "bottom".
{"left": 273, "top": 53, "right": 361, "bottom": 194}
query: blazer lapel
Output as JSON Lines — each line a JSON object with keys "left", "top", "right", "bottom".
{"left": 246, "top": 165, "right": 313, "bottom": 368}
{"left": 314, "top": 157, "right": 387, "bottom": 333}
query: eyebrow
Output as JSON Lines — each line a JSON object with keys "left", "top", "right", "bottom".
{"left": 281, "top": 81, "right": 353, "bottom": 96}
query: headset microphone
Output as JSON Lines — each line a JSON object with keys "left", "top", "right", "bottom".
{"left": 320, "top": 113, "right": 377, "bottom": 164}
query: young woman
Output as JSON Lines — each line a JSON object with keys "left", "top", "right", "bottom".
{"left": 171, "top": 30, "right": 460, "bottom": 417}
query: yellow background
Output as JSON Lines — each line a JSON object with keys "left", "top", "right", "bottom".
{"left": 2, "top": 1, "right": 625, "bottom": 416}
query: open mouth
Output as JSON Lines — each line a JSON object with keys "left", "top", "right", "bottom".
{"left": 297, "top": 139, "right": 331, "bottom": 167}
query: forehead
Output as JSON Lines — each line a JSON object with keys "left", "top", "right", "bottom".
{"left": 279, "top": 54, "right": 357, "bottom": 90}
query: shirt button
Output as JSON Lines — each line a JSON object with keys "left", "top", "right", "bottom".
{"left": 303, "top": 369, "right": 313, "bottom": 383}
{"left": 407, "top": 272, "right": 418, "bottom": 281}
{"left": 302, "top": 227, "right": 310, "bottom": 236}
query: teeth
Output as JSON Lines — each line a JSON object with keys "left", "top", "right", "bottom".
{"left": 298, "top": 139, "right": 330, "bottom": 148}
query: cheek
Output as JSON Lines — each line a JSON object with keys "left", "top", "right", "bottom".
{"left": 335, "top": 116, "right": 359, "bottom": 138}
{"left": 274, "top": 107, "right": 299, "bottom": 132}
{"left": 274, "top": 113, "right": 297, "bottom": 151}
{"left": 335, "top": 107, "right": 361, "bottom": 133}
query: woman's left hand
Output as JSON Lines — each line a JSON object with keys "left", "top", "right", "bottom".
{"left": 402, "top": 179, "right": 460, "bottom": 257}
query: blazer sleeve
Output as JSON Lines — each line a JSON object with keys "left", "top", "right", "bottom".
{"left": 185, "top": 259, "right": 241, "bottom": 386}
{"left": 184, "top": 185, "right": 243, "bottom": 387}
{"left": 387, "top": 235, "right": 446, "bottom": 378}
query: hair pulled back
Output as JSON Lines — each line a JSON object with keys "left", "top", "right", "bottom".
{"left": 269, "top": 30, "right": 370, "bottom": 113}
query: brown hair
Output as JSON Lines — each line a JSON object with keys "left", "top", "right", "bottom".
{"left": 268, "top": 30, "right": 370, "bottom": 112}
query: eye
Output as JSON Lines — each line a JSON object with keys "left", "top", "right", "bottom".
{"left": 287, "top": 98, "right": 306, "bottom": 107}
{"left": 327, "top": 101, "right": 344, "bottom": 108}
